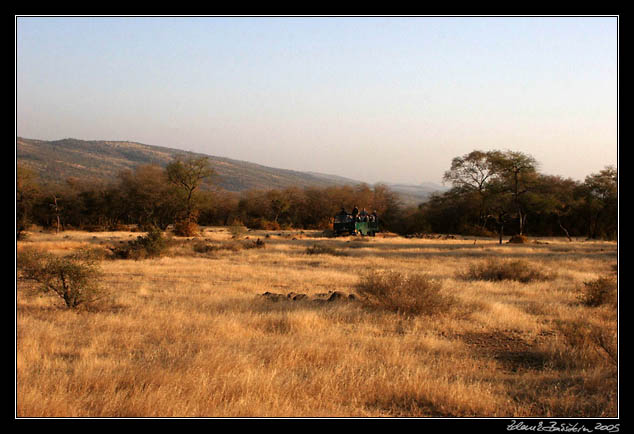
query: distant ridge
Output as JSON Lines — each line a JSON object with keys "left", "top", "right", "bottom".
{"left": 16, "top": 137, "right": 445, "bottom": 205}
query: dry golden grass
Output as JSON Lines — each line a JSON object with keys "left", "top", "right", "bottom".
{"left": 16, "top": 228, "right": 618, "bottom": 417}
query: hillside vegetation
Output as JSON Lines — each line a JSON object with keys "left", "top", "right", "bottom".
{"left": 16, "top": 137, "right": 438, "bottom": 203}
{"left": 16, "top": 137, "right": 351, "bottom": 192}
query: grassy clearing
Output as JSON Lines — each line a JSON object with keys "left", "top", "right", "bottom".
{"left": 16, "top": 228, "right": 618, "bottom": 417}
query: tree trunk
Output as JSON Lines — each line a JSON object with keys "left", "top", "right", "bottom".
{"left": 557, "top": 215, "right": 572, "bottom": 241}
{"left": 52, "top": 195, "right": 61, "bottom": 234}
{"left": 498, "top": 222, "right": 504, "bottom": 245}
{"left": 517, "top": 207, "right": 527, "bottom": 235}
{"left": 480, "top": 214, "right": 491, "bottom": 232}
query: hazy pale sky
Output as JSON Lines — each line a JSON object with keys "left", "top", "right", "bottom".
{"left": 16, "top": 16, "right": 618, "bottom": 185}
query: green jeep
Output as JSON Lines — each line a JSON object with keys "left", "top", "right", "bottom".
{"left": 333, "top": 213, "right": 379, "bottom": 236}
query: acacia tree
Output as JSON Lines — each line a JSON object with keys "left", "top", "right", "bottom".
{"left": 487, "top": 150, "right": 538, "bottom": 235}
{"left": 118, "top": 164, "right": 181, "bottom": 229}
{"left": 529, "top": 175, "right": 581, "bottom": 240}
{"left": 438, "top": 150, "right": 538, "bottom": 241}
{"left": 197, "top": 189, "right": 241, "bottom": 226}
{"left": 443, "top": 150, "right": 497, "bottom": 231}
{"left": 266, "top": 189, "right": 293, "bottom": 224}
{"left": 237, "top": 189, "right": 271, "bottom": 228}
{"left": 419, "top": 189, "right": 481, "bottom": 235}
{"left": 166, "top": 156, "right": 215, "bottom": 230}
{"left": 483, "top": 177, "right": 515, "bottom": 244}
{"left": 581, "top": 166, "right": 617, "bottom": 239}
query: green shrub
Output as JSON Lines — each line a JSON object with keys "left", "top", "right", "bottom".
{"left": 355, "top": 270, "right": 454, "bottom": 317}
{"left": 578, "top": 276, "right": 617, "bottom": 307}
{"left": 461, "top": 259, "right": 551, "bottom": 283}
{"left": 18, "top": 248, "right": 107, "bottom": 309}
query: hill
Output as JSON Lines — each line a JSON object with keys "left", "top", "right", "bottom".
{"left": 16, "top": 137, "right": 444, "bottom": 205}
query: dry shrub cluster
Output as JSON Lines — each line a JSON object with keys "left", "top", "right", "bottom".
{"left": 355, "top": 270, "right": 455, "bottom": 317}
{"left": 192, "top": 241, "right": 232, "bottom": 254}
{"left": 578, "top": 276, "right": 617, "bottom": 307}
{"left": 173, "top": 220, "right": 200, "bottom": 237}
{"left": 305, "top": 244, "right": 348, "bottom": 257}
{"left": 228, "top": 224, "right": 248, "bottom": 238}
{"left": 18, "top": 247, "right": 107, "bottom": 309}
{"left": 461, "top": 258, "right": 552, "bottom": 283}
{"left": 192, "top": 238, "right": 265, "bottom": 255}
{"left": 245, "top": 218, "right": 282, "bottom": 231}
{"left": 110, "top": 227, "right": 169, "bottom": 260}
{"left": 243, "top": 238, "right": 266, "bottom": 249}
{"left": 508, "top": 234, "right": 529, "bottom": 244}
{"left": 553, "top": 319, "right": 617, "bottom": 367}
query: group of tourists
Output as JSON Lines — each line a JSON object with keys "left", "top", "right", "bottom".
{"left": 336, "top": 206, "right": 378, "bottom": 223}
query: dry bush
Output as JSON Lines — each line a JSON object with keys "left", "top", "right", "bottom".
{"left": 578, "top": 276, "right": 617, "bottom": 307}
{"left": 320, "top": 228, "right": 335, "bottom": 238}
{"left": 192, "top": 241, "right": 241, "bottom": 254}
{"left": 228, "top": 224, "right": 248, "bottom": 238}
{"left": 461, "top": 259, "right": 551, "bottom": 283}
{"left": 18, "top": 247, "right": 107, "bottom": 309}
{"left": 553, "top": 320, "right": 617, "bottom": 367}
{"left": 82, "top": 224, "right": 108, "bottom": 232}
{"left": 110, "top": 227, "right": 168, "bottom": 260}
{"left": 508, "top": 234, "right": 529, "bottom": 244}
{"left": 243, "top": 238, "right": 266, "bottom": 249}
{"left": 173, "top": 220, "right": 200, "bottom": 237}
{"left": 191, "top": 238, "right": 265, "bottom": 255}
{"left": 305, "top": 244, "right": 348, "bottom": 257}
{"left": 355, "top": 270, "right": 455, "bottom": 317}
{"left": 192, "top": 241, "right": 219, "bottom": 254}
{"left": 247, "top": 218, "right": 281, "bottom": 231}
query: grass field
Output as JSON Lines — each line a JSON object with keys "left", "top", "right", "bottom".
{"left": 15, "top": 227, "right": 618, "bottom": 418}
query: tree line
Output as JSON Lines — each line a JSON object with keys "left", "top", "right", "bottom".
{"left": 401, "top": 150, "right": 617, "bottom": 241}
{"left": 16, "top": 150, "right": 617, "bottom": 241}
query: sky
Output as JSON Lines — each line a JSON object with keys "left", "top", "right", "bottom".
{"left": 16, "top": 16, "right": 618, "bottom": 185}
